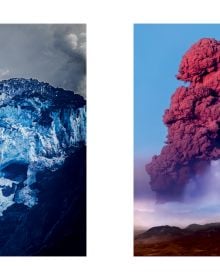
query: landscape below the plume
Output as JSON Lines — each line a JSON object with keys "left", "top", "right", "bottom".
{"left": 134, "top": 25, "right": 220, "bottom": 256}
{"left": 134, "top": 223, "right": 220, "bottom": 256}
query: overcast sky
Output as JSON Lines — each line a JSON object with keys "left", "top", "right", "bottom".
{"left": 0, "top": 24, "right": 86, "bottom": 97}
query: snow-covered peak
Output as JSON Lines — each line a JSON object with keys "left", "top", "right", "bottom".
{"left": 0, "top": 78, "right": 86, "bottom": 215}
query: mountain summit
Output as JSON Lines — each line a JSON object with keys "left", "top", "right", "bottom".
{"left": 0, "top": 78, "right": 86, "bottom": 214}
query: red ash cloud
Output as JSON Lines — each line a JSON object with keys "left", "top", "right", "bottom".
{"left": 146, "top": 38, "right": 220, "bottom": 202}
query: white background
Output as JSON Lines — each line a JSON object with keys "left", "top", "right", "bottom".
{"left": 0, "top": 0, "right": 220, "bottom": 279}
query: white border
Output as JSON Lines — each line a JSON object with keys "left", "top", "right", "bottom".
{"left": 0, "top": 0, "right": 220, "bottom": 279}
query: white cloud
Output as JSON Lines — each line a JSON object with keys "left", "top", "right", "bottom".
{"left": 66, "top": 33, "right": 78, "bottom": 49}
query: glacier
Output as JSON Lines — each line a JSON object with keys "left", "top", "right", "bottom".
{"left": 0, "top": 78, "right": 86, "bottom": 215}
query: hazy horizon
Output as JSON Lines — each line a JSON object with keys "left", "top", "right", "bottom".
{"left": 134, "top": 157, "right": 220, "bottom": 230}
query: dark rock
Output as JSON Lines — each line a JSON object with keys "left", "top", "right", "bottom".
{"left": 0, "top": 146, "right": 86, "bottom": 256}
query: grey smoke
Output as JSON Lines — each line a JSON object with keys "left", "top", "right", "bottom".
{"left": 0, "top": 24, "right": 86, "bottom": 97}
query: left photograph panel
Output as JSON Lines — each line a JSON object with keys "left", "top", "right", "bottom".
{"left": 0, "top": 24, "right": 86, "bottom": 256}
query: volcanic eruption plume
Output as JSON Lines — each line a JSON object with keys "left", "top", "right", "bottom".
{"left": 146, "top": 38, "right": 220, "bottom": 202}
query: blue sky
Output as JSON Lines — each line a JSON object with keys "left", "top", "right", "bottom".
{"left": 134, "top": 24, "right": 220, "bottom": 158}
{"left": 134, "top": 24, "right": 220, "bottom": 229}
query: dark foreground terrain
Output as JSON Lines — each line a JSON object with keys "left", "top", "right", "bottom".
{"left": 0, "top": 146, "right": 86, "bottom": 256}
{"left": 134, "top": 223, "right": 220, "bottom": 256}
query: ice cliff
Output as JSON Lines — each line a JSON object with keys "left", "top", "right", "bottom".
{"left": 0, "top": 78, "right": 86, "bottom": 214}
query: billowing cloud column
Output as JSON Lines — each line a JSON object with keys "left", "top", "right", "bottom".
{"left": 146, "top": 38, "right": 220, "bottom": 202}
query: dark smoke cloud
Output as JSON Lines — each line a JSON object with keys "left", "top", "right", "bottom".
{"left": 146, "top": 38, "right": 220, "bottom": 202}
{"left": 0, "top": 24, "right": 86, "bottom": 97}
{"left": 52, "top": 25, "right": 86, "bottom": 96}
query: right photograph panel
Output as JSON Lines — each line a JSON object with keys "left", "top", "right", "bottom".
{"left": 134, "top": 24, "right": 220, "bottom": 256}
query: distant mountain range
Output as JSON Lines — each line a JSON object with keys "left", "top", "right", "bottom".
{"left": 134, "top": 223, "right": 220, "bottom": 256}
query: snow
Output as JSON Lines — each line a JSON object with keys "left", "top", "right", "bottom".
{"left": 0, "top": 78, "right": 86, "bottom": 215}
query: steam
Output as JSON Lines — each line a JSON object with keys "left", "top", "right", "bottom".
{"left": 184, "top": 160, "right": 220, "bottom": 204}
{"left": 135, "top": 160, "right": 220, "bottom": 229}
